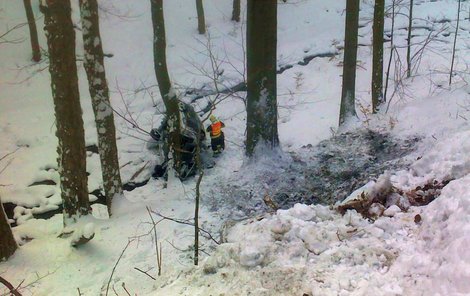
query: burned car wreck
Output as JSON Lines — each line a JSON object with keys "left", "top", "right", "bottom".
{"left": 149, "top": 102, "right": 214, "bottom": 180}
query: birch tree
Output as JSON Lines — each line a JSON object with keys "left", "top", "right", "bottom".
{"left": 246, "top": 0, "right": 279, "bottom": 156}
{"left": 79, "top": 0, "right": 123, "bottom": 216}
{"left": 43, "top": 0, "right": 90, "bottom": 225}
{"left": 339, "top": 0, "right": 360, "bottom": 126}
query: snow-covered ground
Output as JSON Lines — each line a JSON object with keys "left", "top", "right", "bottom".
{"left": 1, "top": 0, "right": 470, "bottom": 295}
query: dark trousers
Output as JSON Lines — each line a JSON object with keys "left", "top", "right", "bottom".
{"left": 211, "top": 132, "right": 225, "bottom": 152}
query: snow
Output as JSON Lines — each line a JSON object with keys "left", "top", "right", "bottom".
{"left": 1, "top": 0, "right": 470, "bottom": 295}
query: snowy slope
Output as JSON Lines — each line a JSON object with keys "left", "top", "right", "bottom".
{"left": 1, "top": 0, "right": 470, "bottom": 295}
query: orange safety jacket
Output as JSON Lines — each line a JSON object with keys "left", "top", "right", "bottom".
{"left": 207, "top": 121, "right": 225, "bottom": 138}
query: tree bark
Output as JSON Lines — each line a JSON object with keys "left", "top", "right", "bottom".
{"left": 79, "top": 0, "right": 123, "bottom": 216}
{"left": 150, "top": 0, "right": 182, "bottom": 174}
{"left": 246, "top": 0, "right": 279, "bottom": 156}
{"left": 23, "top": 0, "right": 41, "bottom": 62}
{"left": 195, "top": 0, "right": 206, "bottom": 34}
{"left": 232, "top": 0, "right": 241, "bottom": 22}
{"left": 339, "top": 0, "right": 360, "bottom": 126}
{"left": 43, "top": 0, "right": 90, "bottom": 225}
{"left": 449, "top": 0, "right": 461, "bottom": 85}
{"left": 0, "top": 200, "right": 17, "bottom": 261}
{"left": 406, "top": 0, "right": 414, "bottom": 78}
{"left": 371, "top": 0, "right": 385, "bottom": 112}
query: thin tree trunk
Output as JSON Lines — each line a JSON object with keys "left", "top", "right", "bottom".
{"left": 43, "top": 0, "right": 90, "bottom": 225}
{"left": 372, "top": 0, "right": 385, "bottom": 112}
{"left": 150, "top": 0, "right": 182, "bottom": 174}
{"left": 193, "top": 145, "right": 203, "bottom": 266}
{"left": 196, "top": 0, "right": 206, "bottom": 34}
{"left": 339, "top": 0, "right": 360, "bottom": 126}
{"left": 23, "top": 0, "right": 41, "bottom": 62}
{"left": 384, "top": 0, "right": 396, "bottom": 103}
{"left": 232, "top": 0, "right": 241, "bottom": 22}
{"left": 79, "top": 0, "right": 123, "bottom": 216}
{"left": 0, "top": 200, "right": 17, "bottom": 261}
{"left": 449, "top": 0, "right": 462, "bottom": 86}
{"left": 406, "top": 0, "right": 413, "bottom": 78}
{"left": 246, "top": 0, "right": 279, "bottom": 156}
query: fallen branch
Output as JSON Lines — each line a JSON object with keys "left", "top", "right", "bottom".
{"left": 0, "top": 276, "right": 22, "bottom": 296}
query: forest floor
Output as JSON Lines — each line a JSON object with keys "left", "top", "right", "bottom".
{"left": 1, "top": 0, "right": 470, "bottom": 295}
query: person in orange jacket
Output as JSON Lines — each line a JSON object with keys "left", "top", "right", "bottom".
{"left": 206, "top": 114, "right": 225, "bottom": 155}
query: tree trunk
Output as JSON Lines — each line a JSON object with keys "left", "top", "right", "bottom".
{"left": 79, "top": 0, "right": 123, "bottom": 216}
{"left": 449, "top": 0, "right": 461, "bottom": 86}
{"left": 384, "top": 0, "right": 396, "bottom": 103}
{"left": 43, "top": 0, "right": 90, "bottom": 226}
{"left": 246, "top": 0, "right": 279, "bottom": 156}
{"left": 23, "top": 0, "right": 41, "bottom": 62}
{"left": 371, "top": 0, "right": 385, "bottom": 112}
{"left": 406, "top": 0, "right": 413, "bottom": 78}
{"left": 150, "top": 0, "right": 182, "bottom": 174}
{"left": 232, "top": 0, "right": 241, "bottom": 22}
{"left": 0, "top": 200, "right": 17, "bottom": 261}
{"left": 195, "top": 0, "right": 206, "bottom": 34}
{"left": 339, "top": 0, "right": 360, "bottom": 126}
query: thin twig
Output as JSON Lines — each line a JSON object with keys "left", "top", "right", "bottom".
{"left": 151, "top": 210, "right": 220, "bottom": 245}
{"left": 146, "top": 206, "right": 162, "bottom": 276}
{"left": 134, "top": 267, "right": 156, "bottom": 281}
{"left": 121, "top": 283, "right": 131, "bottom": 296}
{"left": 105, "top": 240, "right": 134, "bottom": 296}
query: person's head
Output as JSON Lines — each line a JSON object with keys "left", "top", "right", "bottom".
{"left": 209, "top": 114, "right": 218, "bottom": 123}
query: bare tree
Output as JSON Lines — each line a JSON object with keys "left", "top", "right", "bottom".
{"left": 246, "top": 0, "right": 279, "bottom": 156}
{"left": 150, "top": 0, "right": 183, "bottom": 174}
{"left": 406, "top": 0, "right": 413, "bottom": 78}
{"left": 339, "top": 0, "right": 360, "bottom": 126}
{"left": 232, "top": 0, "right": 241, "bottom": 22}
{"left": 79, "top": 0, "right": 123, "bottom": 216}
{"left": 0, "top": 197, "right": 17, "bottom": 261}
{"left": 372, "top": 0, "right": 385, "bottom": 112}
{"left": 449, "top": 0, "right": 462, "bottom": 85}
{"left": 384, "top": 0, "right": 396, "bottom": 102}
{"left": 23, "top": 0, "right": 41, "bottom": 62}
{"left": 43, "top": 0, "right": 90, "bottom": 225}
{"left": 196, "top": 0, "right": 206, "bottom": 34}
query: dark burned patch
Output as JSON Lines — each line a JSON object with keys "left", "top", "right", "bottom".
{"left": 211, "top": 130, "right": 420, "bottom": 220}
{"left": 303, "top": 130, "right": 419, "bottom": 205}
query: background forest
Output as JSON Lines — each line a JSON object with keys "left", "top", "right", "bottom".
{"left": 1, "top": 0, "right": 470, "bottom": 295}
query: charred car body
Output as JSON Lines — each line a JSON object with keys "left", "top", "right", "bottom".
{"left": 149, "top": 102, "right": 213, "bottom": 180}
